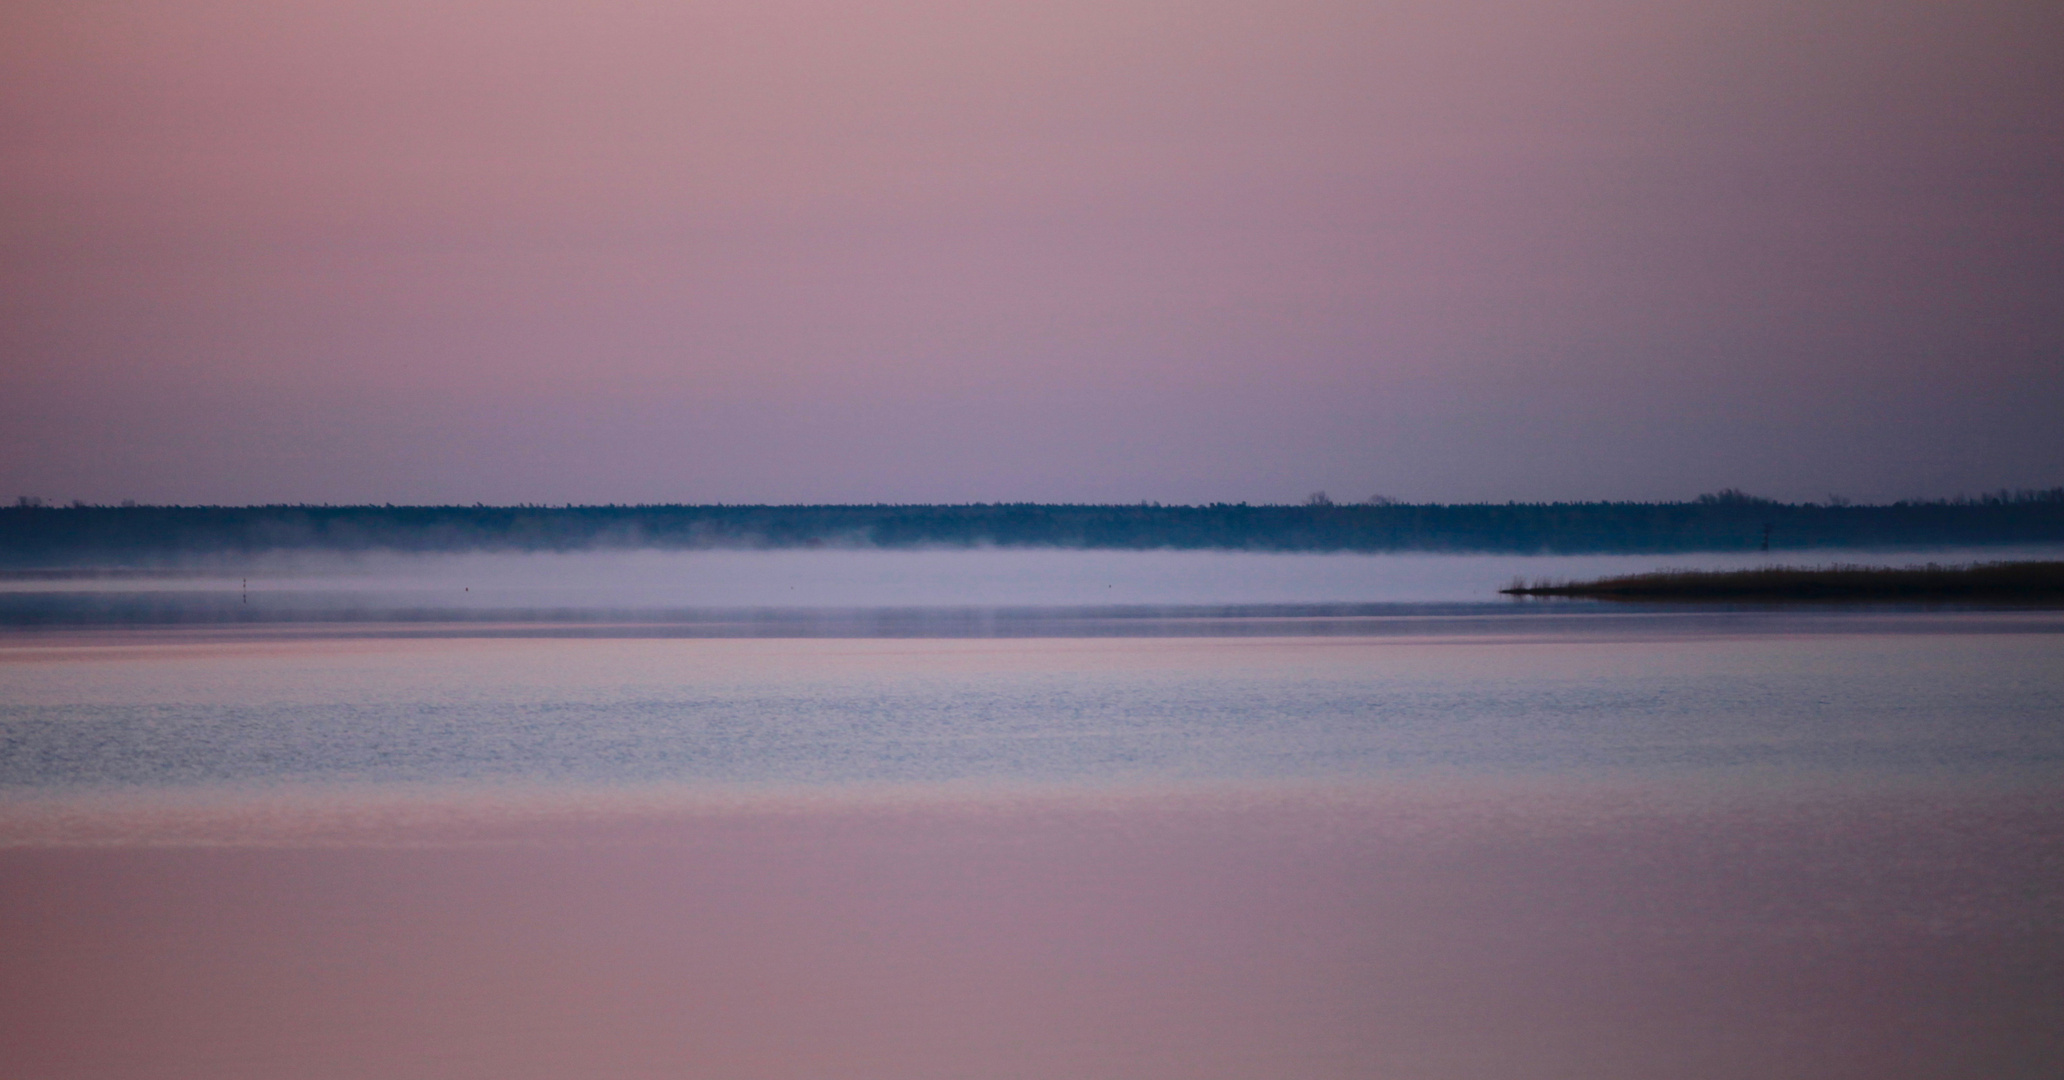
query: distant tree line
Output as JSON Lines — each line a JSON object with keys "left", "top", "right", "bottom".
{"left": 2, "top": 491, "right": 2061, "bottom": 566}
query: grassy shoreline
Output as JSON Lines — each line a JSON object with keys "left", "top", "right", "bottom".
{"left": 1502, "top": 561, "right": 2064, "bottom": 601}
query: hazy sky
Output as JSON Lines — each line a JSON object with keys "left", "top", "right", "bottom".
{"left": 4, "top": 0, "right": 2060, "bottom": 505}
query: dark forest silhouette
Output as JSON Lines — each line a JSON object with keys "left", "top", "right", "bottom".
{"left": 4, "top": 490, "right": 2061, "bottom": 566}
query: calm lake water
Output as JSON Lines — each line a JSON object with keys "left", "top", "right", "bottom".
{"left": 3, "top": 549, "right": 2061, "bottom": 1078}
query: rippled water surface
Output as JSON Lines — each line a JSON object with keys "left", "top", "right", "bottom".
{"left": 4, "top": 617, "right": 2063, "bottom": 802}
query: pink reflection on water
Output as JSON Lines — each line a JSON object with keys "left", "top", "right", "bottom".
{"left": 3, "top": 783, "right": 2059, "bottom": 1080}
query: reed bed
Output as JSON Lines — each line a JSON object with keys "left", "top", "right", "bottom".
{"left": 1502, "top": 560, "right": 2064, "bottom": 600}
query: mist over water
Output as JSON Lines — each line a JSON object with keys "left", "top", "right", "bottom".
{"left": 9, "top": 545, "right": 2063, "bottom": 617}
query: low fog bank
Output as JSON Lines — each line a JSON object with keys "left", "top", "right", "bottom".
{"left": 7, "top": 547, "right": 2064, "bottom": 627}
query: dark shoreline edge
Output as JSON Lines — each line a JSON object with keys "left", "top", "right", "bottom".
{"left": 1501, "top": 561, "right": 2064, "bottom": 601}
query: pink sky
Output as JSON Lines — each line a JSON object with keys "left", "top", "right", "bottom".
{"left": 3, "top": 0, "right": 2060, "bottom": 504}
